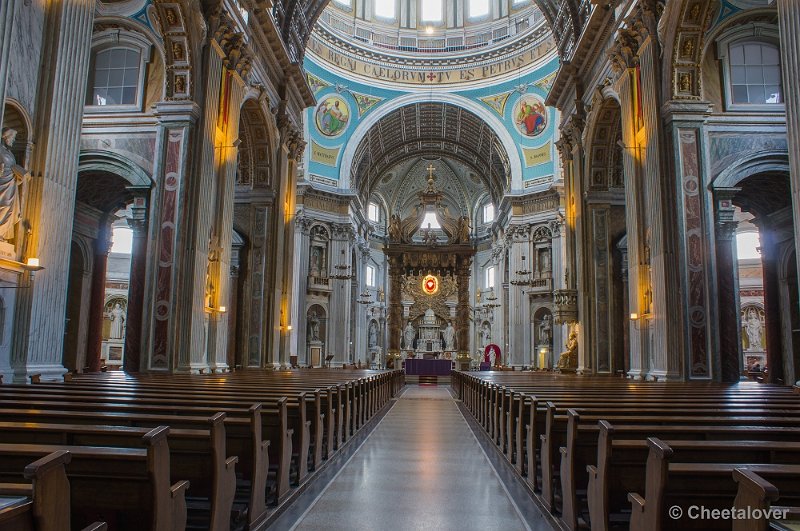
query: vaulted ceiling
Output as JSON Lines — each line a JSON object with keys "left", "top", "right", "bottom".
{"left": 349, "top": 102, "right": 510, "bottom": 204}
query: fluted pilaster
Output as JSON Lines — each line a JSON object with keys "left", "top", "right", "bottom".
{"left": 778, "top": 1, "right": 800, "bottom": 355}
{"left": 0, "top": 0, "right": 19, "bottom": 128}
{"left": 12, "top": 0, "right": 94, "bottom": 381}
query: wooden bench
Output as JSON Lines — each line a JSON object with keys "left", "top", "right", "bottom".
{"left": 628, "top": 438, "right": 800, "bottom": 531}
{"left": 0, "top": 451, "right": 106, "bottom": 531}
{"left": 0, "top": 417, "right": 236, "bottom": 531}
{"left": 0, "top": 427, "right": 188, "bottom": 531}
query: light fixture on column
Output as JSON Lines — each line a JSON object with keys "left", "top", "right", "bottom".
{"left": 357, "top": 290, "right": 373, "bottom": 304}
{"left": 0, "top": 257, "right": 45, "bottom": 289}
{"left": 485, "top": 289, "right": 500, "bottom": 310}
{"left": 331, "top": 249, "right": 353, "bottom": 280}
{"left": 511, "top": 255, "right": 531, "bottom": 285}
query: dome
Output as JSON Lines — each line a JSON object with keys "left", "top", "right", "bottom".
{"left": 308, "top": 0, "right": 556, "bottom": 86}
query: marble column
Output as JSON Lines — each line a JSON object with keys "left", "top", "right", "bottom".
{"left": 174, "top": 47, "right": 225, "bottom": 374}
{"left": 0, "top": 0, "right": 19, "bottom": 128}
{"left": 85, "top": 223, "right": 112, "bottom": 373}
{"left": 613, "top": 67, "right": 648, "bottom": 379}
{"left": 209, "top": 72, "right": 246, "bottom": 373}
{"left": 387, "top": 256, "right": 402, "bottom": 364}
{"left": 227, "top": 261, "right": 240, "bottom": 369}
{"left": 289, "top": 216, "right": 310, "bottom": 365}
{"left": 328, "top": 231, "right": 353, "bottom": 366}
{"left": 778, "top": 1, "right": 800, "bottom": 333}
{"left": 146, "top": 102, "right": 200, "bottom": 371}
{"left": 759, "top": 225, "right": 786, "bottom": 384}
{"left": 508, "top": 227, "right": 530, "bottom": 367}
{"left": 123, "top": 202, "right": 148, "bottom": 373}
{"left": 638, "top": 35, "right": 684, "bottom": 380}
{"left": 11, "top": 0, "right": 94, "bottom": 382}
{"left": 714, "top": 194, "right": 741, "bottom": 382}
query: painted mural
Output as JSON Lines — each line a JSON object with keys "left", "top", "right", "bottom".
{"left": 302, "top": 51, "right": 560, "bottom": 188}
{"left": 514, "top": 94, "right": 548, "bottom": 138}
{"left": 315, "top": 95, "right": 350, "bottom": 138}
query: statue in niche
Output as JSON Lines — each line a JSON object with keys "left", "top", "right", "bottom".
{"left": 403, "top": 321, "right": 416, "bottom": 350}
{"left": 743, "top": 308, "right": 763, "bottom": 351}
{"left": 480, "top": 322, "right": 491, "bottom": 348}
{"left": 489, "top": 345, "right": 501, "bottom": 367}
{"left": 0, "top": 128, "right": 29, "bottom": 242}
{"left": 442, "top": 322, "right": 455, "bottom": 351}
{"left": 109, "top": 303, "right": 126, "bottom": 339}
{"left": 557, "top": 329, "right": 579, "bottom": 370}
{"left": 388, "top": 214, "right": 402, "bottom": 242}
{"left": 368, "top": 321, "right": 378, "bottom": 348}
{"left": 538, "top": 314, "right": 552, "bottom": 345}
{"left": 455, "top": 215, "right": 471, "bottom": 243}
{"left": 308, "top": 311, "right": 320, "bottom": 341}
{"left": 540, "top": 248, "right": 551, "bottom": 272}
{"left": 309, "top": 246, "right": 322, "bottom": 276}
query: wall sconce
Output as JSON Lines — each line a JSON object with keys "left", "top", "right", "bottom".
{"left": 630, "top": 313, "right": 639, "bottom": 321}
{"left": 218, "top": 306, "right": 227, "bottom": 313}
{"left": 1, "top": 257, "right": 45, "bottom": 289}
{"left": 286, "top": 325, "right": 293, "bottom": 331}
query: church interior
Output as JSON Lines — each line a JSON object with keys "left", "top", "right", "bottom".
{"left": 1, "top": 0, "right": 800, "bottom": 529}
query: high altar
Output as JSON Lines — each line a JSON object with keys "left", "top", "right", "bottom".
{"left": 416, "top": 309, "right": 443, "bottom": 356}
{"left": 384, "top": 165, "right": 475, "bottom": 370}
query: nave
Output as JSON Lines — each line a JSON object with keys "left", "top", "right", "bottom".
{"left": 272, "top": 384, "right": 551, "bottom": 531}
{"left": 3, "top": 367, "right": 800, "bottom": 530}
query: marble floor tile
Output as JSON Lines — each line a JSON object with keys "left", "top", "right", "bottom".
{"left": 284, "top": 385, "right": 554, "bottom": 531}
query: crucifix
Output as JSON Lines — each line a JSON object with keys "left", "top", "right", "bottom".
{"left": 426, "top": 164, "right": 435, "bottom": 179}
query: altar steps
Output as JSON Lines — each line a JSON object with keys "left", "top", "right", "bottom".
{"left": 404, "top": 375, "right": 451, "bottom": 386}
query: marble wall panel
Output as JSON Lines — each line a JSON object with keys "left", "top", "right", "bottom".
{"left": 6, "top": 0, "right": 44, "bottom": 116}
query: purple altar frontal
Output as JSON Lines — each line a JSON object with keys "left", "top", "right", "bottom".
{"left": 404, "top": 358, "right": 452, "bottom": 376}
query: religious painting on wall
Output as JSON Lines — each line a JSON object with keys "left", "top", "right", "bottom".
{"left": 514, "top": 94, "right": 547, "bottom": 138}
{"left": 315, "top": 95, "right": 350, "bottom": 138}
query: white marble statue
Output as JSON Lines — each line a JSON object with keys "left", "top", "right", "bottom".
{"left": 403, "top": 321, "right": 416, "bottom": 350}
{"left": 489, "top": 345, "right": 500, "bottom": 366}
{"left": 744, "top": 308, "right": 763, "bottom": 351}
{"left": 308, "top": 310, "right": 320, "bottom": 341}
{"left": 442, "top": 322, "right": 455, "bottom": 351}
{"left": 0, "top": 128, "right": 28, "bottom": 242}
{"left": 368, "top": 321, "right": 378, "bottom": 348}
{"left": 538, "top": 314, "right": 552, "bottom": 345}
{"left": 109, "top": 303, "right": 125, "bottom": 339}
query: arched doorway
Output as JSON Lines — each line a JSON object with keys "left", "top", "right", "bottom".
{"left": 582, "top": 98, "right": 627, "bottom": 374}
{"left": 714, "top": 165, "right": 796, "bottom": 383}
{"left": 63, "top": 155, "right": 151, "bottom": 373}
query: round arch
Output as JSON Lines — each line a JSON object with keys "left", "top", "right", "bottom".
{"left": 711, "top": 150, "right": 790, "bottom": 190}
{"left": 339, "top": 92, "right": 524, "bottom": 190}
{"left": 78, "top": 150, "right": 154, "bottom": 189}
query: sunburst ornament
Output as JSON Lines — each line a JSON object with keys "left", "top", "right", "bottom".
{"left": 422, "top": 274, "right": 439, "bottom": 296}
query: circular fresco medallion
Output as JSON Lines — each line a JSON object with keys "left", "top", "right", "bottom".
{"left": 422, "top": 274, "right": 439, "bottom": 296}
{"left": 315, "top": 94, "right": 350, "bottom": 138}
{"left": 513, "top": 94, "right": 548, "bottom": 138}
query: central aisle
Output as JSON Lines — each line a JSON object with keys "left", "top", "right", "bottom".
{"left": 285, "top": 385, "right": 550, "bottom": 531}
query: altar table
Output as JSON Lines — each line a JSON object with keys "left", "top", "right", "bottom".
{"left": 404, "top": 358, "right": 452, "bottom": 376}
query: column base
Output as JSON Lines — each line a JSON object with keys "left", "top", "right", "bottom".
{"left": 645, "top": 369, "right": 684, "bottom": 382}
{"left": 175, "top": 362, "right": 211, "bottom": 375}
{"left": 208, "top": 363, "right": 230, "bottom": 374}
{"left": 12, "top": 364, "right": 68, "bottom": 383}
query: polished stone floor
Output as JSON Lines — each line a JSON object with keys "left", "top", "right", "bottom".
{"left": 281, "top": 385, "right": 553, "bottom": 531}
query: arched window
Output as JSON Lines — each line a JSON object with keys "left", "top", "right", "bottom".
{"left": 717, "top": 24, "right": 783, "bottom": 112}
{"left": 729, "top": 41, "right": 782, "bottom": 105}
{"left": 420, "top": 0, "right": 442, "bottom": 22}
{"left": 368, "top": 202, "right": 380, "bottom": 223}
{"left": 86, "top": 29, "right": 153, "bottom": 112}
{"left": 483, "top": 203, "right": 495, "bottom": 224}
{"left": 374, "top": 0, "right": 395, "bottom": 19}
{"left": 469, "top": 0, "right": 489, "bottom": 19}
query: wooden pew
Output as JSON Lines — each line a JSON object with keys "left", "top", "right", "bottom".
{"left": 0, "top": 427, "right": 188, "bottom": 531}
{"left": 0, "top": 417, "right": 236, "bottom": 531}
{"left": 628, "top": 438, "right": 800, "bottom": 531}
{"left": 0, "top": 451, "right": 106, "bottom": 531}
{"left": 584, "top": 420, "right": 800, "bottom": 531}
